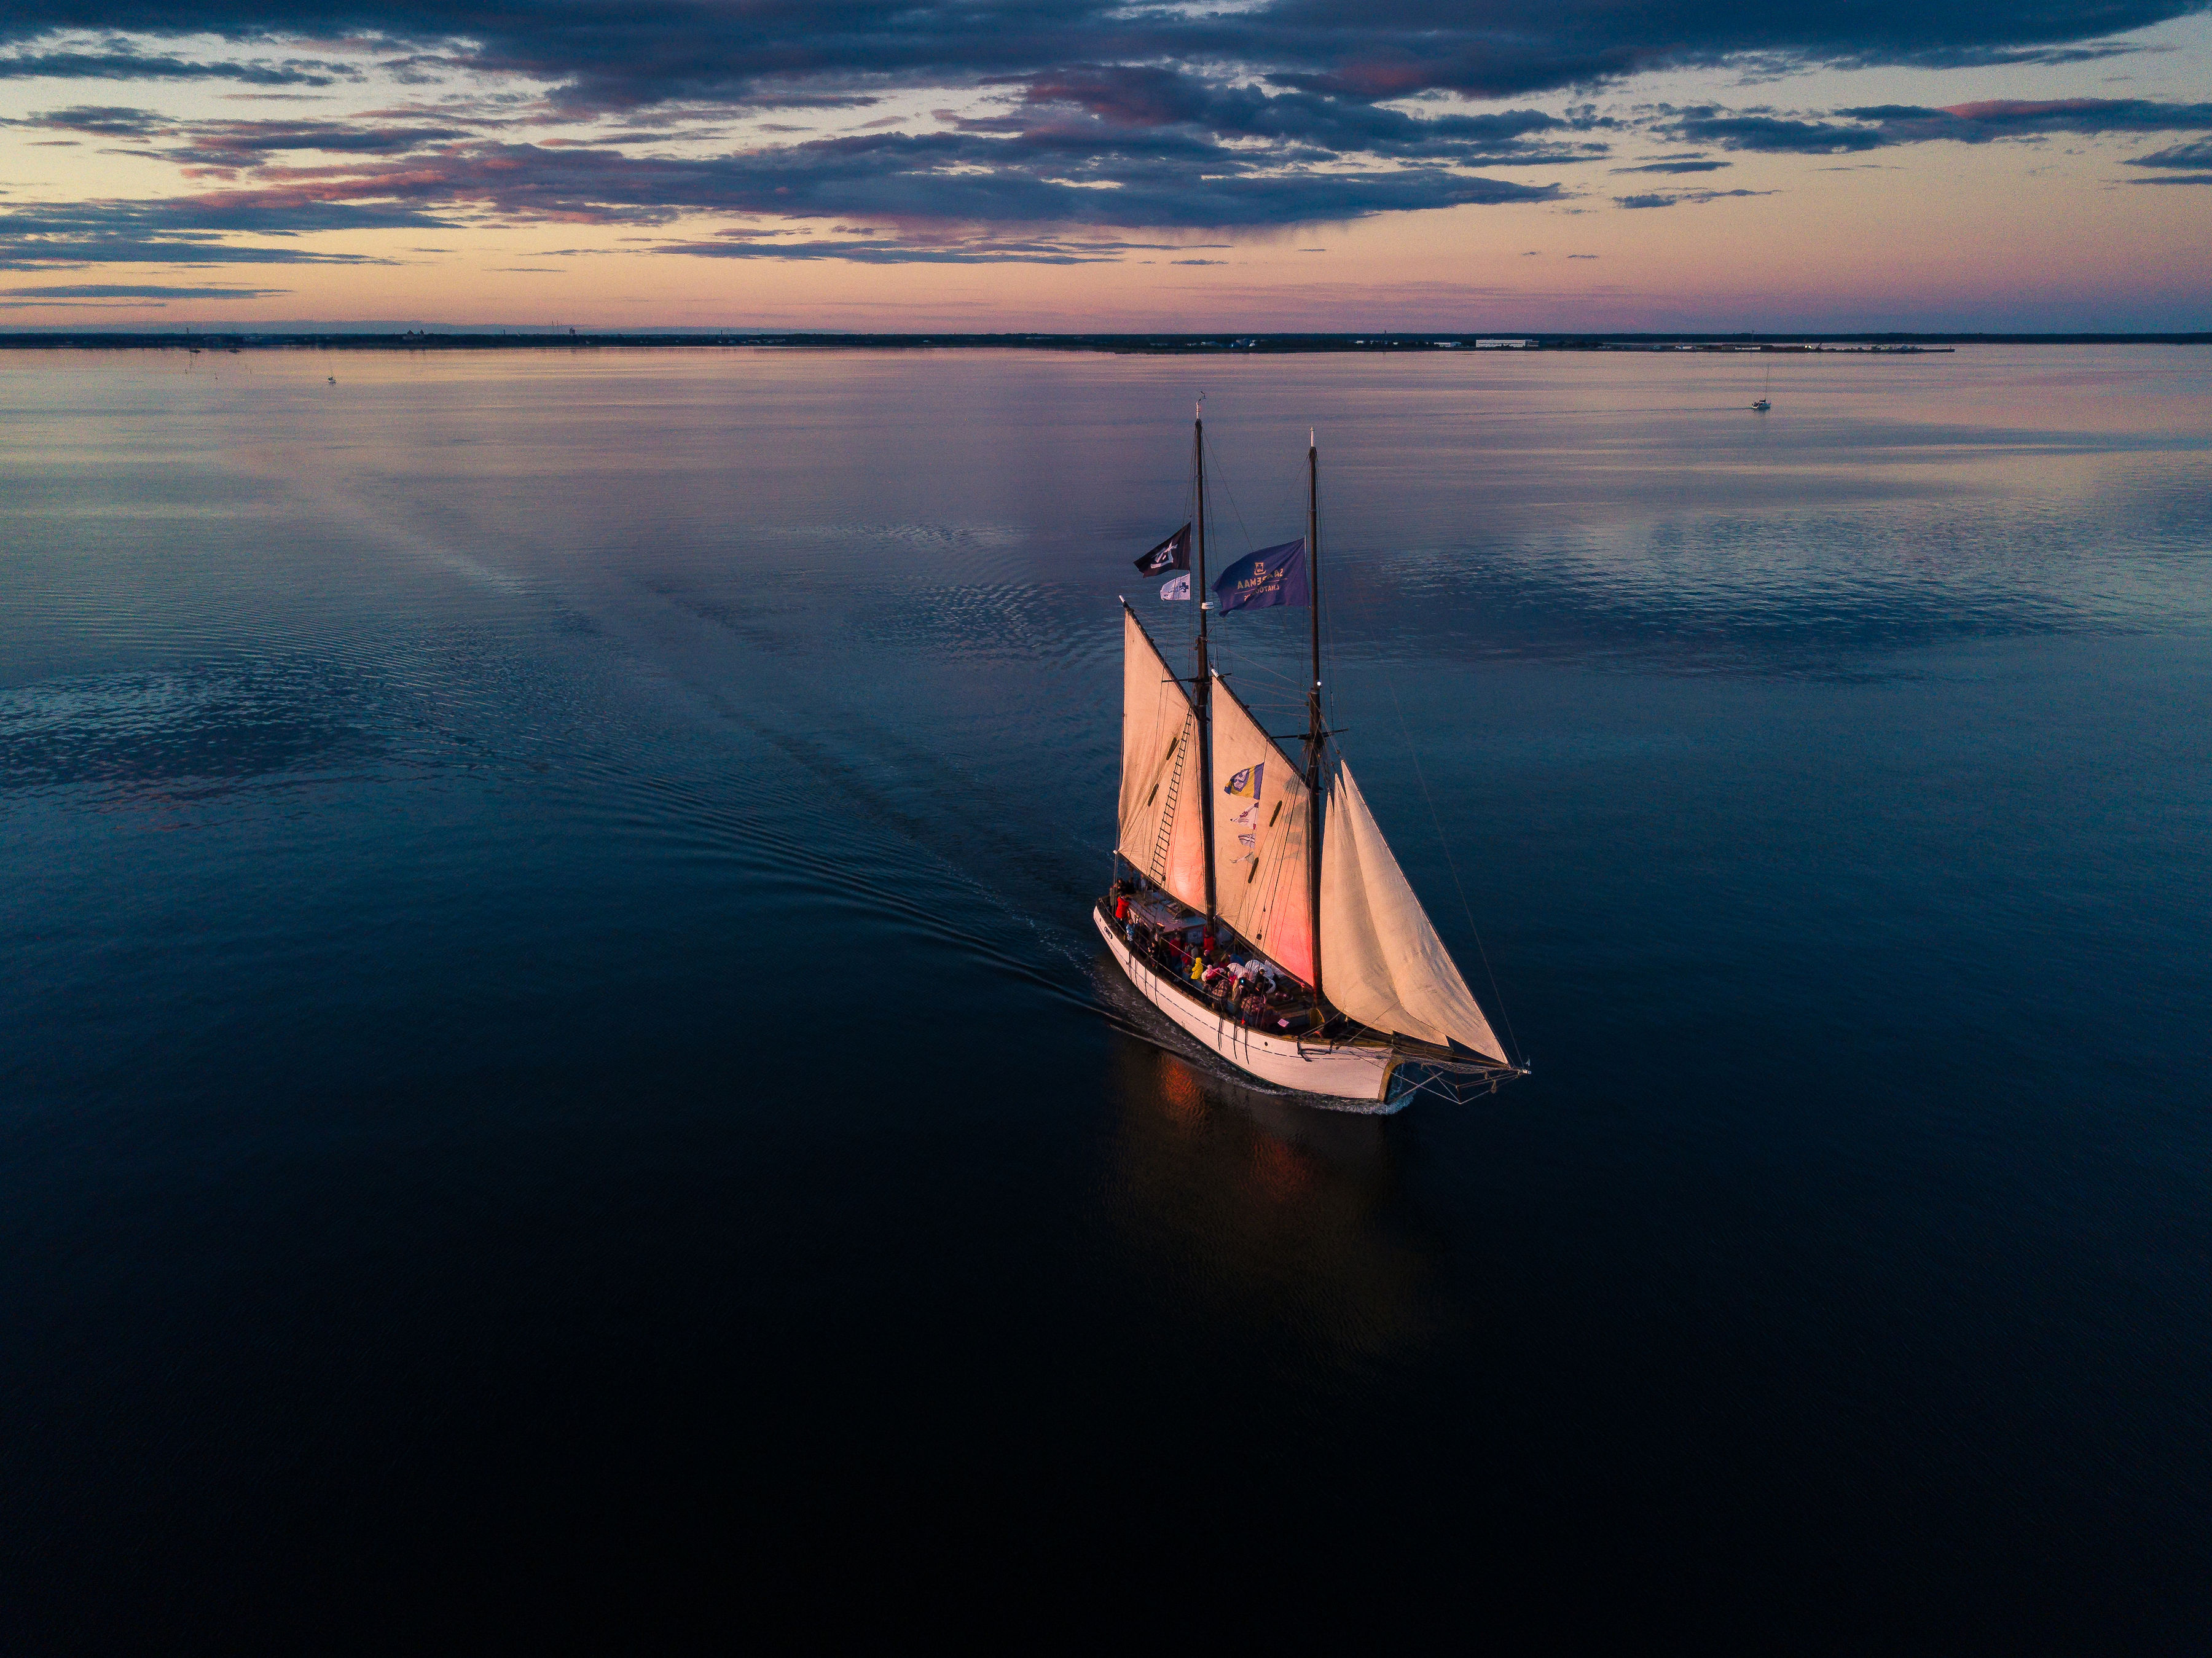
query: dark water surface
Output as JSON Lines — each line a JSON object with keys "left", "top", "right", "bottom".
{"left": 4, "top": 346, "right": 2208, "bottom": 1646}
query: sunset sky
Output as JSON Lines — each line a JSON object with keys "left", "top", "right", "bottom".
{"left": 2, "top": 2, "right": 2209, "bottom": 331}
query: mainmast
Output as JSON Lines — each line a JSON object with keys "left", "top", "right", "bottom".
{"left": 1194, "top": 405, "right": 1217, "bottom": 928}
{"left": 1305, "top": 428, "right": 1325, "bottom": 1001}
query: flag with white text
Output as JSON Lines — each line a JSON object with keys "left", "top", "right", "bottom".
{"left": 1212, "top": 539, "right": 1308, "bottom": 612}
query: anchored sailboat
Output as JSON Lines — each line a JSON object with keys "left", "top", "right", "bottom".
{"left": 1096, "top": 414, "right": 1526, "bottom": 1111}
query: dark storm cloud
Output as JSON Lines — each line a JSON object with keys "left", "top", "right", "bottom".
{"left": 1663, "top": 96, "right": 2212, "bottom": 152}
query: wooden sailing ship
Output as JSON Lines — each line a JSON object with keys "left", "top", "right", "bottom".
{"left": 1096, "top": 415, "right": 1527, "bottom": 1111}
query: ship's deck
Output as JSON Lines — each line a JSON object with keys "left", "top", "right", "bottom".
{"left": 1099, "top": 888, "right": 1330, "bottom": 1039}
{"left": 1097, "top": 885, "right": 1509, "bottom": 1072}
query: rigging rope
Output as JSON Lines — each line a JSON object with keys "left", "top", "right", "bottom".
{"left": 1380, "top": 670, "right": 1526, "bottom": 1069}
{"left": 1193, "top": 434, "right": 1330, "bottom": 724}
{"left": 1200, "top": 428, "right": 1260, "bottom": 567}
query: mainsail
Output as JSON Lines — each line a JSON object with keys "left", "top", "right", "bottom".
{"left": 1118, "top": 608, "right": 1209, "bottom": 914}
{"left": 1207, "top": 671, "right": 1314, "bottom": 984}
{"left": 1319, "top": 762, "right": 1508, "bottom": 1062}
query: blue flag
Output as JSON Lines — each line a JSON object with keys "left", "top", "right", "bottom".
{"left": 1212, "top": 539, "right": 1308, "bottom": 612}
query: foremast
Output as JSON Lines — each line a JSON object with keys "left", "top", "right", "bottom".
{"left": 1193, "top": 406, "right": 1217, "bottom": 931}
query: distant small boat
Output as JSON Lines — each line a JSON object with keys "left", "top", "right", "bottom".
{"left": 1752, "top": 359, "right": 1772, "bottom": 411}
{"left": 327, "top": 375, "right": 336, "bottom": 384}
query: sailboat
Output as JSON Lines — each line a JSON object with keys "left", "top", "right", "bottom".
{"left": 1096, "top": 413, "right": 1527, "bottom": 1112}
{"left": 1752, "top": 358, "right": 1772, "bottom": 412}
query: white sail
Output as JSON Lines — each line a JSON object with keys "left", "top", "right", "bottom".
{"left": 1118, "top": 608, "right": 1209, "bottom": 914}
{"left": 1319, "top": 762, "right": 1507, "bottom": 1062}
{"left": 1207, "top": 671, "right": 1314, "bottom": 984}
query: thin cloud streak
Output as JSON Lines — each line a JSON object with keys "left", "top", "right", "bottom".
{"left": 1659, "top": 96, "right": 2212, "bottom": 153}
{"left": 0, "top": 47, "right": 361, "bottom": 85}
{"left": 0, "top": 281, "right": 288, "bottom": 295}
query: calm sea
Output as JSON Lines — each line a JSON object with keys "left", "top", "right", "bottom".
{"left": 3, "top": 345, "right": 2207, "bottom": 1646}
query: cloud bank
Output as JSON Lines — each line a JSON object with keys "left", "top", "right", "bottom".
{"left": 7, "top": 1, "right": 2203, "bottom": 111}
{"left": 1, "top": 2, "right": 2207, "bottom": 267}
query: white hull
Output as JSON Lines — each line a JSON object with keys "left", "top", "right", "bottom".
{"left": 1096, "top": 910, "right": 1403, "bottom": 1109}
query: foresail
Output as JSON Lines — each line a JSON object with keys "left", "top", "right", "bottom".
{"left": 1207, "top": 672, "right": 1314, "bottom": 984}
{"left": 1118, "top": 608, "right": 1208, "bottom": 913}
{"left": 1318, "top": 762, "right": 1507, "bottom": 1062}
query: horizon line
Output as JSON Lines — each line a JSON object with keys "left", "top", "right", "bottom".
{"left": 4, "top": 328, "right": 2210, "bottom": 350}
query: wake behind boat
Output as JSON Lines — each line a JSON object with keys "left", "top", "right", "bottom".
{"left": 1096, "top": 415, "right": 1526, "bottom": 1112}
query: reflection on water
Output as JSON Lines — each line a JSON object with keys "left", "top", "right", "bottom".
{"left": 1105, "top": 1036, "right": 1440, "bottom": 1355}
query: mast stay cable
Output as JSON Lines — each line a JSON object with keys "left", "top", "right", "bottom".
{"left": 1380, "top": 670, "right": 1526, "bottom": 1069}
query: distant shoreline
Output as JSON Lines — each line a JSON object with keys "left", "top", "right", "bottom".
{"left": 2, "top": 330, "right": 2206, "bottom": 353}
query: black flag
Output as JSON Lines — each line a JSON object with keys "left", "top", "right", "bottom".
{"left": 1133, "top": 523, "right": 1191, "bottom": 576}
